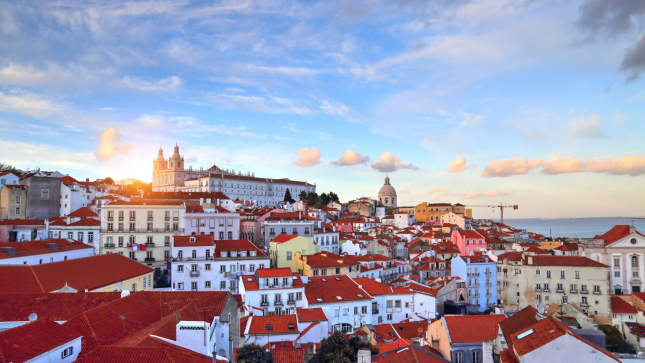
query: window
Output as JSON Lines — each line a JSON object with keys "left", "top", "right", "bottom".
{"left": 178, "top": 265, "right": 184, "bottom": 272}
{"left": 177, "top": 282, "right": 184, "bottom": 290}
{"left": 220, "top": 281, "right": 226, "bottom": 289}
{"left": 614, "top": 258, "right": 620, "bottom": 268}
{"left": 562, "top": 295, "right": 568, "bottom": 304}
{"left": 387, "top": 313, "right": 392, "bottom": 321}
{"left": 228, "top": 219, "right": 233, "bottom": 226}
{"left": 296, "top": 292, "right": 302, "bottom": 300}
{"left": 615, "top": 271, "right": 620, "bottom": 278}
{"left": 634, "top": 271, "right": 639, "bottom": 278}
{"left": 61, "top": 346, "right": 74, "bottom": 359}
{"left": 205, "top": 264, "right": 211, "bottom": 271}
{"left": 560, "top": 271, "right": 565, "bottom": 279}
{"left": 575, "top": 271, "right": 580, "bottom": 279}
{"left": 453, "top": 351, "right": 463, "bottom": 363}
{"left": 633, "top": 256, "right": 639, "bottom": 268}
{"left": 191, "top": 281, "right": 198, "bottom": 290}
{"left": 546, "top": 270, "right": 551, "bottom": 278}
{"left": 594, "top": 285, "right": 600, "bottom": 293}
{"left": 205, "top": 281, "right": 211, "bottom": 288}
{"left": 132, "top": 283, "right": 136, "bottom": 292}
{"left": 15, "top": 207, "right": 20, "bottom": 215}
{"left": 472, "top": 351, "right": 481, "bottom": 363}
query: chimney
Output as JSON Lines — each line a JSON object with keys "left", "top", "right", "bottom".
{"left": 631, "top": 225, "right": 636, "bottom": 234}
{"left": 357, "top": 349, "right": 371, "bottom": 363}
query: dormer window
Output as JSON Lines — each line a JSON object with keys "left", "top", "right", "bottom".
{"left": 189, "top": 236, "right": 196, "bottom": 242}
{"left": 231, "top": 251, "right": 238, "bottom": 257}
{"left": 221, "top": 252, "right": 228, "bottom": 257}
{"left": 240, "top": 251, "right": 247, "bottom": 257}
{"left": 250, "top": 251, "right": 257, "bottom": 256}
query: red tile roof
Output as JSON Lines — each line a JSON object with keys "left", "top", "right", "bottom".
{"left": 0, "top": 239, "right": 93, "bottom": 260}
{"left": 67, "top": 207, "right": 99, "bottom": 217}
{"left": 0, "top": 318, "right": 81, "bottom": 363}
{"left": 106, "top": 201, "right": 185, "bottom": 206}
{"left": 497, "top": 252, "right": 524, "bottom": 261}
{"left": 372, "top": 344, "right": 447, "bottom": 363}
{"left": 498, "top": 306, "right": 539, "bottom": 351}
{"left": 257, "top": 268, "right": 294, "bottom": 278}
{"left": 304, "top": 275, "right": 371, "bottom": 304}
{"left": 554, "top": 244, "right": 579, "bottom": 251}
{"left": 527, "top": 255, "right": 608, "bottom": 268}
{"left": 524, "top": 246, "right": 550, "bottom": 254}
{"left": 595, "top": 225, "right": 643, "bottom": 246}
{"left": 354, "top": 278, "right": 411, "bottom": 296}
{"left": 74, "top": 337, "right": 213, "bottom": 363}
{"left": 625, "top": 322, "right": 645, "bottom": 337}
{"left": 377, "top": 338, "right": 414, "bottom": 353}
{"left": 0, "top": 219, "right": 45, "bottom": 226}
{"left": 271, "top": 234, "right": 301, "bottom": 243}
{"left": 295, "top": 308, "right": 327, "bottom": 322}
{"left": 454, "top": 230, "right": 484, "bottom": 239}
{"left": 185, "top": 204, "right": 205, "bottom": 213}
{"left": 173, "top": 234, "right": 214, "bottom": 247}
{"left": 391, "top": 320, "right": 429, "bottom": 340}
{"left": 0, "top": 292, "right": 121, "bottom": 322}
{"left": 68, "top": 218, "right": 101, "bottom": 227}
{"left": 248, "top": 314, "right": 299, "bottom": 335}
{"left": 611, "top": 296, "right": 638, "bottom": 314}
{"left": 0, "top": 254, "right": 153, "bottom": 293}
{"left": 271, "top": 348, "right": 305, "bottom": 363}
{"left": 214, "top": 239, "right": 267, "bottom": 257}
{"left": 499, "top": 349, "right": 520, "bottom": 363}
{"left": 443, "top": 314, "right": 507, "bottom": 343}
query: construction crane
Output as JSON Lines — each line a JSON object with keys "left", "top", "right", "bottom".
{"left": 465, "top": 203, "right": 518, "bottom": 225}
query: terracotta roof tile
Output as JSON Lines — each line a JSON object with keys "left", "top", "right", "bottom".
{"left": 0, "top": 219, "right": 45, "bottom": 226}
{"left": 595, "top": 225, "right": 643, "bottom": 246}
{"left": 0, "top": 239, "right": 93, "bottom": 260}
{"left": 612, "top": 296, "right": 638, "bottom": 314}
{"left": 271, "top": 348, "right": 305, "bottom": 363}
{"left": 443, "top": 315, "right": 507, "bottom": 343}
{"left": 373, "top": 344, "right": 448, "bottom": 363}
{"left": 376, "top": 338, "right": 414, "bottom": 353}
{"left": 304, "top": 275, "right": 371, "bottom": 304}
{"left": 527, "top": 255, "right": 608, "bottom": 268}
{"left": 295, "top": 308, "right": 327, "bottom": 322}
{"left": 215, "top": 239, "right": 267, "bottom": 257}
{"left": 271, "top": 234, "right": 301, "bottom": 243}
{"left": 257, "top": 268, "right": 294, "bottom": 278}
{"left": 248, "top": 314, "right": 299, "bottom": 335}
{"left": 498, "top": 306, "right": 539, "bottom": 351}
{"left": 0, "top": 318, "right": 81, "bottom": 363}
{"left": 173, "top": 234, "right": 214, "bottom": 247}
{"left": 499, "top": 349, "right": 520, "bottom": 363}
{"left": 74, "top": 338, "right": 212, "bottom": 363}
{"left": 554, "top": 244, "right": 579, "bottom": 251}
{"left": 67, "top": 207, "right": 99, "bottom": 217}
{"left": 0, "top": 292, "right": 121, "bottom": 322}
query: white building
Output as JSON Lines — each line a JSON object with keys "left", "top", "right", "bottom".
{"left": 184, "top": 204, "right": 240, "bottom": 240}
{"left": 580, "top": 225, "right": 645, "bottom": 295}
{"left": 262, "top": 211, "right": 315, "bottom": 245}
{"left": 59, "top": 177, "right": 100, "bottom": 217}
{"left": 314, "top": 225, "right": 340, "bottom": 254}
{"left": 0, "top": 172, "right": 19, "bottom": 186}
{"left": 355, "top": 277, "right": 416, "bottom": 325}
{"left": 171, "top": 236, "right": 270, "bottom": 294}
{"left": 0, "top": 318, "right": 82, "bottom": 363}
{"left": 239, "top": 268, "right": 306, "bottom": 316}
{"left": 46, "top": 207, "right": 101, "bottom": 254}
{"left": 152, "top": 145, "right": 316, "bottom": 207}
{"left": 393, "top": 212, "right": 414, "bottom": 229}
{"left": 0, "top": 238, "right": 94, "bottom": 265}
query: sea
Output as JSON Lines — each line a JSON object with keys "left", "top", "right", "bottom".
{"left": 499, "top": 218, "right": 645, "bottom": 239}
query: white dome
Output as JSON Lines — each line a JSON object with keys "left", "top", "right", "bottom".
{"left": 378, "top": 175, "right": 397, "bottom": 207}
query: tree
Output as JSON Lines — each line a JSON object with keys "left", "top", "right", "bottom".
{"left": 103, "top": 177, "right": 114, "bottom": 184}
{"left": 347, "top": 336, "right": 379, "bottom": 360}
{"left": 320, "top": 192, "right": 330, "bottom": 205}
{"left": 314, "top": 202, "right": 323, "bottom": 209}
{"left": 0, "top": 162, "right": 21, "bottom": 175}
{"left": 328, "top": 192, "right": 339, "bottom": 203}
{"left": 309, "top": 331, "right": 352, "bottom": 363}
{"left": 236, "top": 343, "right": 273, "bottom": 363}
{"left": 306, "top": 192, "right": 319, "bottom": 206}
{"left": 283, "top": 188, "right": 295, "bottom": 204}
{"left": 298, "top": 190, "right": 307, "bottom": 201}
{"left": 598, "top": 324, "right": 624, "bottom": 347}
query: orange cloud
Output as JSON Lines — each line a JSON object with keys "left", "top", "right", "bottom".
{"left": 541, "top": 156, "right": 586, "bottom": 175}
{"left": 586, "top": 155, "right": 645, "bottom": 176}
{"left": 293, "top": 147, "right": 321, "bottom": 167}
{"left": 95, "top": 128, "right": 133, "bottom": 162}
{"left": 462, "top": 189, "right": 509, "bottom": 199}
{"left": 332, "top": 149, "right": 370, "bottom": 166}
{"left": 448, "top": 157, "right": 476, "bottom": 173}
{"left": 398, "top": 188, "right": 410, "bottom": 194}
{"left": 482, "top": 157, "right": 543, "bottom": 177}
{"left": 370, "top": 152, "right": 418, "bottom": 172}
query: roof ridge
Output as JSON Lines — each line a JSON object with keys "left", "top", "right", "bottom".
{"left": 29, "top": 265, "right": 45, "bottom": 293}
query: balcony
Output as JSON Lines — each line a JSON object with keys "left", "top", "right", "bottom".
{"left": 165, "top": 217, "right": 170, "bottom": 221}
{"left": 147, "top": 217, "right": 153, "bottom": 221}
{"left": 581, "top": 289, "right": 589, "bottom": 294}
{"left": 145, "top": 242, "right": 155, "bottom": 247}
{"left": 570, "top": 288, "right": 578, "bottom": 293}
{"left": 119, "top": 217, "right": 124, "bottom": 221}
{"left": 372, "top": 309, "right": 379, "bottom": 315}
{"left": 108, "top": 217, "right": 114, "bottom": 221}
{"left": 485, "top": 271, "right": 491, "bottom": 276}
{"left": 145, "top": 257, "right": 155, "bottom": 262}
{"left": 467, "top": 273, "right": 480, "bottom": 277}
{"left": 274, "top": 301, "right": 284, "bottom": 307}
{"left": 593, "top": 291, "right": 601, "bottom": 295}
{"left": 287, "top": 300, "right": 296, "bottom": 305}
{"left": 130, "top": 217, "right": 136, "bottom": 221}
{"left": 581, "top": 302, "right": 590, "bottom": 307}
{"left": 543, "top": 287, "right": 550, "bottom": 292}
{"left": 105, "top": 243, "right": 115, "bottom": 248}
{"left": 101, "top": 228, "right": 185, "bottom": 233}
{"left": 556, "top": 288, "right": 564, "bottom": 293}
{"left": 260, "top": 301, "right": 270, "bottom": 307}
{"left": 190, "top": 270, "right": 200, "bottom": 277}
{"left": 535, "top": 287, "right": 541, "bottom": 292}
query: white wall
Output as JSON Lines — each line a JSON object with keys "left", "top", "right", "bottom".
{"left": 31, "top": 336, "right": 81, "bottom": 363}
{"left": 0, "top": 247, "right": 93, "bottom": 265}
{"left": 522, "top": 333, "right": 616, "bottom": 363}
{"left": 307, "top": 300, "right": 373, "bottom": 331}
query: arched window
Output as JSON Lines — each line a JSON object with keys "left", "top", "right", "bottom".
{"left": 392, "top": 198, "right": 395, "bottom": 204}
{"left": 332, "top": 323, "right": 353, "bottom": 333}
{"left": 385, "top": 198, "right": 388, "bottom": 204}
{"left": 200, "top": 219, "right": 206, "bottom": 227}
{"left": 210, "top": 219, "right": 215, "bottom": 228}
{"left": 632, "top": 256, "right": 639, "bottom": 268}
{"left": 191, "top": 219, "right": 196, "bottom": 227}
{"left": 228, "top": 231, "right": 233, "bottom": 240}
{"left": 228, "top": 219, "right": 233, "bottom": 226}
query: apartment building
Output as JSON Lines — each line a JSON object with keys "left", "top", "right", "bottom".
{"left": 184, "top": 204, "right": 240, "bottom": 240}
{"left": 452, "top": 252, "right": 498, "bottom": 312}
{"left": 496, "top": 252, "right": 611, "bottom": 325}
{"left": 0, "top": 185, "right": 28, "bottom": 220}
{"left": 239, "top": 267, "right": 306, "bottom": 316}
{"left": 262, "top": 212, "right": 315, "bottom": 245}
{"left": 101, "top": 201, "right": 185, "bottom": 268}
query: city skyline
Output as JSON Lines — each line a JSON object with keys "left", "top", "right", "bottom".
{"left": 1, "top": 0, "right": 644, "bottom": 218}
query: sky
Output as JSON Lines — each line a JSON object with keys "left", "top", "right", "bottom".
{"left": 1, "top": 0, "right": 644, "bottom": 219}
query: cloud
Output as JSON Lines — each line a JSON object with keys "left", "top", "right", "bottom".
{"left": 210, "top": 93, "right": 314, "bottom": 115}
{"left": 448, "top": 157, "right": 476, "bottom": 172}
{"left": 427, "top": 188, "right": 453, "bottom": 201}
{"left": 461, "top": 113, "right": 485, "bottom": 127}
{"left": 541, "top": 156, "right": 586, "bottom": 175}
{"left": 398, "top": 188, "right": 410, "bottom": 194}
{"left": 586, "top": 155, "right": 645, "bottom": 176}
{"left": 482, "top": 157, "right": 543, "bottom": 177}
{"left": 370, "top": 152, "right": 418, "bottom": 172}
{"left": 319, "top": 99, "right": 361, "bottom": 122}
{"left": 95, "top": 128, "right": 133, "bottom": 162}
{"left": 332, "top": 149, "right": 370, "bottom": 166}
{"left": 462, "top": 190, "right": 480, "bottom": 199}
{"left": 119, "top": 75, "right": 182, "bottom": 92}
{"left": 621, "top": 32, "right": 645, "bottom": 83}
{"left": 0, "top": 90, "right": 62, "bottom": 118}
{"left": 483, "top": 190, "right": 509, "bottom": 197}
{"left": 569, "top": 115, "right": 608, "bottom": 138}
{"left": 462, "top": 189, "right": 509, "bottom": 199}
{"left": 293, "top": 147, "right": 321, "bottom": 167}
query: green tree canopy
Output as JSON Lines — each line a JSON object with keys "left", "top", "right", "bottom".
{"left": 283, "top": 188, "right": 295, "bottom": 204}
{"left": 320, "top": 192, "right": 330, "bottom": 205}
{"left": 328, "top": 192, "right": 339, "bottom": 203}
{"left": 298, "top": 190, "right": 307, "bottom": 201}
{"left": 237, "top": 343, "right": 274, "bottom": 363}
{"left": 306, "top": 192, "right": 319, "bottom": 206}
{"left": 598, "top": 324, "right": 624, "bottom": 347}
{"left": 309, "top": 331, "right": 351, "bottom": 363}
{"left": 103, "top": 177, "right": 114, "bottom": 184}
{"left": 0, "top": 162, "right": 22, "bottom": 175}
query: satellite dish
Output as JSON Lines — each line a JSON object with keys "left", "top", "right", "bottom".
{"left": 29, "top": 313, "right": 37, "bottom": 322}
{"left": 118, "top": 283, "right": 124, "bottom": 291}
{"left": 537, "top": 305, "right": 545, "bottom": 314}
{"left": 545, "top": 304, "right": 550, "bottom": 309}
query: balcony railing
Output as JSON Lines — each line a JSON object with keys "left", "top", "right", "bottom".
{"left": 274, "top": 301, "right": 284, "bottom": 306}
{"left": 165, "top": 217, "right": 170, "bottom": 221}
{"left": 145, "top": 242, "right": 155, "bottom": 247}
{"left": 260, "top": 301, "right": 270, "bottom": 307}
{"left": 543, "top": 287, "right": 550, "bottom": 292}
{"left": 593, "top": 291, "right": 601, "bottom": 295}
{"left": 145, "top": 257, "right": 155, "bottom": 262}
{"left": 190, "top": 270, "right": 200, "bottom": 277}
{"left": 108, "top": 217, "right": 114, "bottom": 221}
{"left": 105, "top": 243, "right": 115, "bottom": 248}
{"left": 467, "top": 273, "right": 480, "bottom": 277}
{"left": 556, "top": 288, "right": 563, "bottom": 293}
{"left": 581, "top": 302, "right": 590, "bottom": 307}
{"left": 101, "top": 228, "right": 185, "bottom": 233}
{"left": 570, "top": 288, "right": 578, "bottom": 293}
{"left": 147, "top": 217, "right": 153, "bottom": 221}
{"left": 287, "top": 300, "right": 296, "bottom": 305}
{"left": 485, "top": 272, "right": 491, "bottom": 276}
{"left": 581, "top": 289, "right": 589, "bottom": 294}
{"left": 372, "top": 309, "right": 379, "bottom": 315}
{"left": 130, "top": 217, "right": 136, "bottom": 221}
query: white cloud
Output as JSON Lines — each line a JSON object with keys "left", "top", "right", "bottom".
{"left": 294, "top": 147, "right": 321, "bottom": 167}
{"left": 332, "top": 149, "right": 370, "bottom": 166}
{"left": 370, "top": 152, "right": 418, "bottom": 172}
{"left": 482, "top": 157, "right": 543, "bottom": 177}
{"left": 210, "top": 93, "right": 314, "bottom": 115}
{"left": 95, "top": 128, "right": 133, "bottom": 162}
{"left": 569, "top": 115, "right": 608, "bottom": 138}
{"left": 0, "top": 90, "right": 62, "bottom": 118}
{"left": 541, "top": 156, "right": 586, "bottom": 175}
{"left": 448, "top": 157, "right": 476, "bottom": 172}
{"left": 398, "top": 188, "right": 410, "bottom": 194}
{"left": 119, "top": 75, "right": 182, "bottom": 92}
{"left": 586, "top": 155, "right": 645, "bottom": 176}
{"left": 461, "top": 112, "right": 485, "bottom": 127}
{"left": 244, "top": 64, "right": 320, "bottom": 77}
{"left": 427, "top": 188, "right": 450, "bottom": 201}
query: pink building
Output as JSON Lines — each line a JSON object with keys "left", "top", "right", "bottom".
{"left": 184, "top": 204, "right": 240, "bottom": 240}
{"left": 451, "top": 229, "right": 486, "bottom": 256}
{"left": 240, "top": 208, "right": 282, "bottom": 244}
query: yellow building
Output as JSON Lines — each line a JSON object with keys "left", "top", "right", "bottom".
{"left": 413, "top": 202, "right": 464, "bottom": 223}
{"left": 100, "top": 201, "right": 186, "bottom": 268}
{"left": 295, "top": 251, "right": 361, "bottom": 278}
{"left": 269, "top": 234, "right": 319, "bottom": 271}
{"left": 540, "top": 240, "right": 562, "bottom": 251}
{"left": 0, "top": 185, "right": 28, "bottom": 219}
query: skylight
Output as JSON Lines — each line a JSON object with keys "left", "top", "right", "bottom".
{"left": 516, "top": 328, "right": 535, "bottom": 340}
{"left": 357, "top": 294, "right": 363, "bottom": 298}
{"left": 317, "top": 298, "right": 323, "bottom": 302}
{"left": 247, "top": 278, "right": 253, "bottom": 282}
{"left": 336, "top": 296, "right": 343, "bottom": 300}
{"left": 322, "top": 279, "right": 327, "bottom": 282}
{"left": 266, "top": 324, "right": 273, "bottom": 331}
{"left": 335, "top": 277, "right": 341, "bottom": 281}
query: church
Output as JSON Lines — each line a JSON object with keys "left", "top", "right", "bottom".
{"left": 378, "top": 175, "right": 397, "bottom": 207}
{"left": 152, "top": 144, "right": 316, "bottom": 207}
